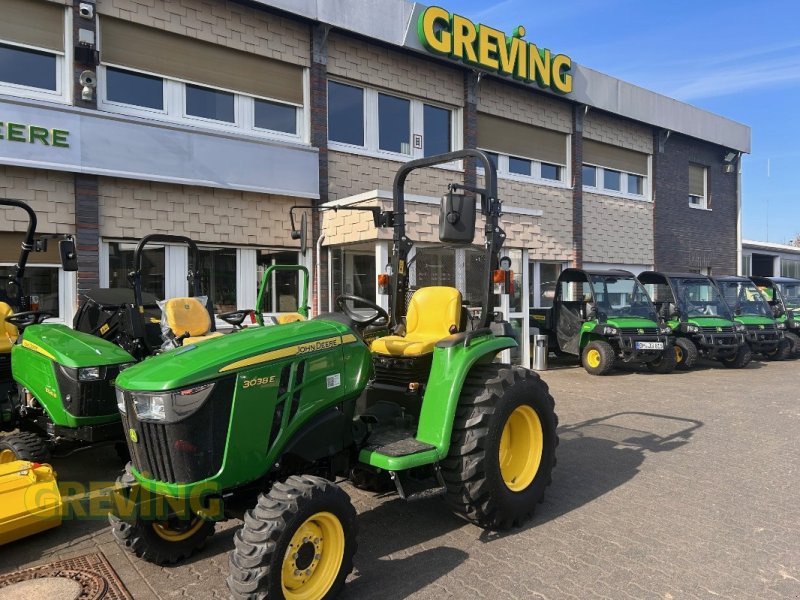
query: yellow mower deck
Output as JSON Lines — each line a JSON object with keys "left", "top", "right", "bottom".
{"left": 0, "top": 460, "right": 62, "bottom": 545}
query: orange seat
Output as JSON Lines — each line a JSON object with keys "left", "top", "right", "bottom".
{"left": 370, "top": 287, "right": 462, "bottom": 357}
{"left": 162, "top": 297, "right": 220, "bottom": 345}
{"left": 0, "top": 302, "right": 18, "bottom": 354}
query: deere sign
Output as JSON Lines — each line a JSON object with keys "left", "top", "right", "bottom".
{"left": 417, "top": 6, "right": 573, "bottom": 94}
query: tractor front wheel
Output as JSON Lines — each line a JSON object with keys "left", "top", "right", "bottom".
{"left": 441, "top": 365, "right": 558, "bottom": 530}
{"left": 674, "top": 338, "right": 699, "bottom": 370}
{"left": 646, "top": 347, "right": 677, "bottom": 374}
{"left": 785, "top": 331, "right": 800, "bottom": 357}
{"left": 228, "top": 475, "right": 357, "bottom": 600}
{"left": 721, "top": 344, "right": 752, "bottom": 369}
{"left": 109, "top": 465, "right": 215, "bottom": 565}
{"left": 0, "top": 431, "right": 50, "bottom": 463}
{"left": 581, "top": 340, "right": 616, "bottom": 375}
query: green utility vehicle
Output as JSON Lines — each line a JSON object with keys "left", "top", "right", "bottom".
{"left": 531, "top": 268, "right": 676, "bottom": 375}
{"left": 750, "top": 275, "right": 800, "bottom": 356}
{"left": 638, "top": 271, "right": 750, "bottom": 369}
{"left": 712, "top": 275, "right": 790, "bottom": 360}
{"left": 108, "top": 150, "right": 559, "bottom": 599}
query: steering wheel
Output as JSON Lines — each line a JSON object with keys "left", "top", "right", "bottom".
{"left": 219, "top": 309, "right": 254, "bottom": 329}
{"left": 335, "top": 295, "right": 389, "bottom": 327}
{"left": 5, "top": 311, "right": 53, "bottom": 330}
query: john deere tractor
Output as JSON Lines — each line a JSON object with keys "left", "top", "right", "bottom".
{"left": 638, "top": 271, "right": 750, "bottom": 369}
{"left": 712, "top": 275, "right": 791, "bottom": 361}
{"left": 108, "top": 150, "right": 559, "bottom": 599}
{"left": 531, "top": 268, "right": 676, "bottom": 375}
{"left": 750, "top": 275, "right": 800, "bottom": 357}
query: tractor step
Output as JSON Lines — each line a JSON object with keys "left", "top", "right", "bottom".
{"left": 390, "top": 463, "right": 446, "bottom": 502}
{"left": 363, "top": 429, "right": 435, "bottom": 457}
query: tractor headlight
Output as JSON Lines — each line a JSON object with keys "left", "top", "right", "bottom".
{"left": 735, "top": 323, "right": 747, "bottom": 332}
{"left": 659, "top": 326, "right": 672, "bottom": 335}
{"left": 78, "top": 366, "right": 104, "bottom": 381}
{"left": 777, "top": 322, "right": 786, "bottom": 330}
{"left": 116, "top": 388, "right": 126, "bottom": 413}
{"left": 602, "top": 326, "right": 618, "bottom": 335}
{"left": 686, "top": 324, "right": 700, "bottom": 333}
{"left": 131, "top": 382, "right": 216, "bottom": 423}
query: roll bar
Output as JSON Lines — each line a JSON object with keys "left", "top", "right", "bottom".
{"left": 130, "top": 234, "right": 202, "bottom": 309}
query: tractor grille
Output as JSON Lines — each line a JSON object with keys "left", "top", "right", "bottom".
{"left": 701, "top": 325, "right": 734, "bottom": 333}
{"left": 619, "top": 327, "right": 658, "bottom": 335}
{"left": 745, "top": 324, "right": 776, "bottom": 332}
{"left": 120, "top": 377, "right": 234, "bottom": 484}
{"left": 372, "top": 353, "right": 433, "bottom": 388}
{"left": 56, "top": 364, "right": 121, "bottom": 418}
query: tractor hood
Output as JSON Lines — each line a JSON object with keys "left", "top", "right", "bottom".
{"left": 603, "top": 316, "right": 661, "bottom": 329}
{"left": 21, "top": 324, "right": 135, "bottom": 367}
{"left": 685, "top": 317, "right": 737, "bottom": 328}
{"left": 733, "top": 315, "right": 776, "bottom": 326}
{"left": 116, "top": 319, "right": 355, "bottom": 391}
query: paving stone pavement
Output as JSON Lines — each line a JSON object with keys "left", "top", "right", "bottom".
{"left": 1, "top": 357, "right": 799, "bottom": 599}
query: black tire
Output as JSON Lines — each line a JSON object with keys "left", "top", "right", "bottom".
{"left": 674, "top": 337, "right": 699, "bottom": 370}
{"left": 646, "top": 346, "right": 677, "bottom": 374}
{"left": 228, "top": 475, "right": 357, "bottom": 600}
{"left": 0, "top": 431, "right": 50, "bottom": 463}
{"left": 762, "top": 338, "right": 791, "bottom": 361}
{"left": 441, "top": 365, "right": 558, "bottom": 530}
{"left": 721, "top": 344, "right": 752, "bottom": 369}
{"left": 785, "top": 331, "right": 800, "bottom": 357}
{"left": 109, "top": 463, "right": 215, "bottom": 565}
{"left": 581, "top": 340, "right": 616, "bottom": 375}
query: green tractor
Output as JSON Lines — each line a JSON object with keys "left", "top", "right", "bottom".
{"left": 712, "top": 275, "right": 791, "bottom": 361}
{"left": 750, "top": 275, "right": 800, "bottom": 357}
{"left": 531, "top": 268, "right": 676, "bottom": 375}
{"left": 638, "top": 271, "right": 750, "bottom": 369}
{"left": 108, "top": 150, "right": 559, "bottom": 599}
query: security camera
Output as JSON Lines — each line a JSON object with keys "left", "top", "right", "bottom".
{"left": 79, "top": 3, "right": 94, "bottom": 19}
{"left": 79, "top": 70, "right": 97, "bottom": 88}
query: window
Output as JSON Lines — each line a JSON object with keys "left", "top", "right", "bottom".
{"left": 582, "top": 139, "right": 649, "bottom": 199}
{"left": 99, "top": 17, "right": 305, "bottom": 140}
{"left": 327, "top": 80, "right": 455, "bottom": 159}
{"left": 328, "top": 81, "right": 364, "bottom": 146}
{"left": 105, "top": 67, "right": 164, "bottom": 110}
{"left": 330, "top": 248, "right": 375, "bottom": 312}
{"left": 108, "top": 242, "right": 165, "bottom": 299}
{"left": 477, "top": 113, "right": 568, "bottom": 184}
{"left": 781, "top": 259, "right": 800, "bottom": 279}
{"left": 0, "top": 0, "right": 66, "bottom": 100}
{"left": 257, "top": 251, "right": 301, "bottom": 314}
{"left": 689, "top": 163, "right": 708, "bottom": 209}
{"left": 378, "top": 93, "right": 410, "bottom": 154}
{"left": 186, "top": 84, "right": 235, "bottom": 123}
{"left": 0, "top": 266, "right": 60, "bottom": 317}
{"left": 198, "top": 248, "right": 237, "bottom": 313}
{"left": 742, "top": 255, "right": 751, "bottom": 277}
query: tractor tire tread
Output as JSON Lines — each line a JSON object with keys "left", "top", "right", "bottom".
{"left": 0, "top": 431, "right": 50, "bottom": 462}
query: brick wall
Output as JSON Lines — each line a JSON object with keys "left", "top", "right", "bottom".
{"left": 477, "top": 77, "right": 572, "bottom": 133}
{"left": 584, "top": 109, "right": 652, "bottom": 154}
{"left": 327, "top": 33, "right": 462, "bottom": 105}
{"left": 0, "top": 166, "right": 75, "bottom": 234}
{"left": 582, "top": 192, "right": 653, "bottom": 265}
{"left": 98, "top": 178, "right": 300, "bottom": 247}
{"left": 653, "top": 132, "right": 738, "bottom": 274}
{"left": 96, "top": 0, "right": 310, "bottom": 66}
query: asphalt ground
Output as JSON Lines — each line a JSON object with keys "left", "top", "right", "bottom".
{"left": 1, "top": 356, "right": 798, "bottom": 599}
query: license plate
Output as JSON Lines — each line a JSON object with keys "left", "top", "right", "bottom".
{"left": 635, "top": 341, "right": 664, "bottom": 350}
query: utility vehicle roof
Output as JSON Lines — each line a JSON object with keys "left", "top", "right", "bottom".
{"left": 558, "top": 268, "right": 635, "bottom": 282}
{"left": 751, "top": 276, "right": 800, "bottom": 285}
{"left": 638, "top": 271, "right": 713, "bottom": 283}
{"left": 712, "top": 276, "right": 753, "bottom": 283}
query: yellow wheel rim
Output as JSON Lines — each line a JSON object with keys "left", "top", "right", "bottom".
{"left": 586, "top": 348, "right": 601, "bottom": 369}
{"left": 499, "top": 405, "right": 544, "bottom": 492}
{"left": 675, "top": 345, "right": 684, "bottom": 363}
{"left": 151, "top": 516, "right": 205, "bottom": 542}
{"left": 281, "top": 511, "right": 344, "bottom": 600}
{"left": 0, "top": 449, "right": 16, "bottom": 464}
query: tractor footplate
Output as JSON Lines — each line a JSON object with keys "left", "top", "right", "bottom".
{"left": 390, "top": 464, "right": 446, "bottom": 502}
{"left": 363, "top": 429, "right": 435, "bottom": 457}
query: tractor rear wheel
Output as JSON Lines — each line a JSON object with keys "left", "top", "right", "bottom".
{"left": 646, "top": 347, "right": 677, "bottom": 374}
{"left": 674, "top": 338, "right": 698, "bottom": 370}
{"left": 109, "top": 464, "right": 215, "bottom": 565}
{"left": 721, "top": 344, "right": 752, "bottom": 369}
{"left": 581, "top": 340, "right": 616, "bottom": 375}
{"left": 228, "top": 475, "right": 357, "bottom": 600}
{"left": 785, "top": 331, "right": 800, "bottom": 356}
{"left": 0, "top": 431, "right": 50, "bottom": 463}
{"left": 441, "top": 365, "right": 558, "bottom": 530}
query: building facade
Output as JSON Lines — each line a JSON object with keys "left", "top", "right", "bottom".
{"left": 0, "top": 0, "right": 751, "bottom": 366}
{"left": 742, "top": 241, "right": 800, "bottom": 278}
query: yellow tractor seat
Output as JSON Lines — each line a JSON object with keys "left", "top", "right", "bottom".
{"left": 0, "top": 302, "right": 18, "bottom": 354}
{"left": 371, "top": 286, "right": 462, "bottom": 357}
{"left": 276, "top": 313, "right": 306, "bottom": 324}
{"left": 162, "top": 297, "right": 220, "bottom": 345}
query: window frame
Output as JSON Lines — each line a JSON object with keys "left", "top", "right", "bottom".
{"left": 477, "top": 147, "right": 570, "bottom": 188}
{"left": 0, "top": 262, "right": 74, "bottom": 324}
{"left": 0, "top": 8, "right": 71, "bottom": 104}
{"left": 688, "top": 164, "right": 709, "bottom": 210}
{"left": 582, "top": 160, "right": 651, "bottom": 201}
{"left": 326, "top": 78, "right": 462, "bottom": 166}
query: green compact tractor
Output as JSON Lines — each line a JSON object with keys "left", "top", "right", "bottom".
{"left": 712, "top": 275, "right": 791, "bottom": 361}
{"left": 108, "top": 150, "right": 559, "bottom": 599}
{"left": 751, "top": 275, "right": 800, "bottom": 357}
{"left": 638, "top": 271, "right": 750, "bottom": 369}
{"left": 531, "top": 268, "right": 676, "bottom": 375}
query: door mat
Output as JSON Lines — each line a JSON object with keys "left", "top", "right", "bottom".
{"left": 0, "top": 552, "right": 132, "bottom": 600}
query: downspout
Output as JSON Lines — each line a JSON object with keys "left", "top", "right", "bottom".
{"left": 316, "top": 233, "right": 326, "bottom": 316}
{"left": 736, "top": 155, "right": 743, "bottom": 275}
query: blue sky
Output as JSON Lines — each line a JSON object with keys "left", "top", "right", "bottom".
{"left": 455, "top": 0, "right": 800, "bottom": 243}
